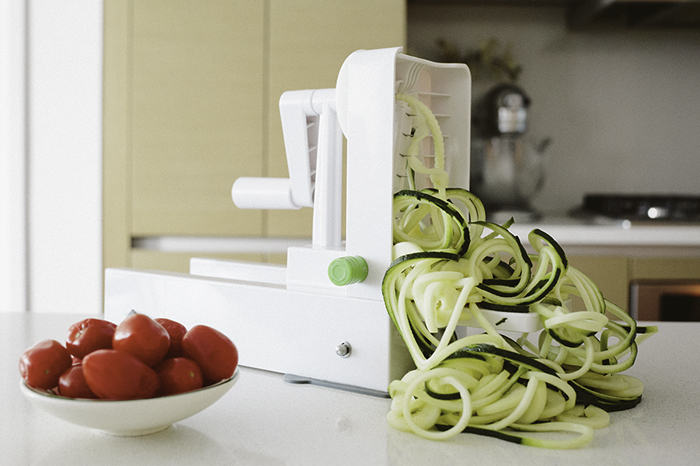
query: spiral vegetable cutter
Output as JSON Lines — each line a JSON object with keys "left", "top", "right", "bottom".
{"left": 104, "top": 47, "right": 473, "bottom": 394}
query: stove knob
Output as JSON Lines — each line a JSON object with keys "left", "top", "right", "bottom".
{"left": 647, "top": 206, "right": 669, "bottom": 220}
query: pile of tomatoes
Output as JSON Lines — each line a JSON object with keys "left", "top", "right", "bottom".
{"left": 19, "top": 313, "right": 238, "bottom": 400}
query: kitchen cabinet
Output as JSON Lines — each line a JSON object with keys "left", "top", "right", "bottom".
{"left": 566, "top": 0, "right": 700, "bottom": 28}
{"left": 129, "top": 0, "right": 265, "bottom": 238}
{"left": 407, "top": 0, "right": 700, "bottom": 28}
{"left": 130, "top": 250, "right": 264, "bottom": 275}
{"left": 103, "top": 0, "right": 406, "bottom": 274}
{"left": 567, "top": 256, "right": 700, "bottom": 312}
{"left": 553, "top": 254, "right": 700, "bottom": 316}
{"left": 567, "top": 255, "right": 629, "bottom": 310}
{"left": 505, "top": 221, "right": 700, "bottom": 313}
{"left": 629, "top": 257, "right": 700, "bottom": 281}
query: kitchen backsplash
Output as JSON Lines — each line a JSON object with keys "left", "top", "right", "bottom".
{"left": 407, "top": 4, "right": 700, "bottom": 215}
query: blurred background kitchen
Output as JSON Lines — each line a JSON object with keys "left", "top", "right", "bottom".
{"left": 2, "top": 0, "right": 699, "bottom": 320}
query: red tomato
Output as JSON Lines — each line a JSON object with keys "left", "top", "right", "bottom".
{"left": 154, "top": 357, "right": 203, "bottom": 396}
{"left": 82, "top": 349, "right": 159, "bottom": 400}
{"left": 66, "top": 318, "right": 117, "bottom": 359}
{"left": 19, "top": 339, "right": 73, "bottom": 390}
{"left": 155, "top": 318, "right": 187, "bottom": 358}
{"left": 182, "top": 325, "right": 238, "bottom": 383}
{"left": 112, "top": 314, "right": 170, "bottom": 367}
{"left": 57, "top": 365, "right": 98, "bottom": 399}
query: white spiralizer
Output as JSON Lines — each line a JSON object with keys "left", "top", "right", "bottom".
{"left": 103, "top": 47, "right": 472, "bottom": 394}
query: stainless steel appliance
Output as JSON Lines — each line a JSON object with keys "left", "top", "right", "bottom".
{"left": 630, "top": 279, "right": 700, "bottom": 321}
{"left": 470, "top": 83, "right": 549, "bottom": 222}
{"left": 577, "top": 193, "right": 700, "bottom": 322}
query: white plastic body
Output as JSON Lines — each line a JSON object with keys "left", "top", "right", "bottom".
{"left": 103, "top": 267, "right": 411, "bottom": 393}
{"left": 103, "top": 47, "right": 542, "bottom": 393}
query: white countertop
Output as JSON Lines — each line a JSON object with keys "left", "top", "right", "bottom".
{"left": 132, "top": 218, "right": 700, "bottom": 258}
{"left": 3, "top": 313, "right": 700, "bottom": 465}
{"left": 512, "top": 220, "right": 700, "bottom": 245}
{"left": 503, "top": 217, "right": 700, "bottom": 257}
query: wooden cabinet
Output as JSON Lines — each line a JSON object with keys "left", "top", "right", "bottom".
{"left": 566, "top": 254, "right": 700, "bottom": 314}
{"left": 103, "top": 0, "right": 406, "bottom": 273}
{"left": 629, "top": 257, "right": 700, "bottom": 281}
{"left": 266, "top": 0, "right": 406, "bottom": 237}
{"left": 567, "top": 255, "right": 629, "bottom": 311}
{"left": 129, "top": 0, "right": 266, "bottom": 238}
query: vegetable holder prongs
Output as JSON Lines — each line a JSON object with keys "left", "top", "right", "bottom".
{"left": 103, "top": 47, "right": 479, "bottom": 394}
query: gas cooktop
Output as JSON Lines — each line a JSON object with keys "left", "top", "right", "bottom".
{"left": 575, "top": 194, "right": 700, "bottom": 223}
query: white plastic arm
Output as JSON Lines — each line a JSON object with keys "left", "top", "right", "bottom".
{"left": 231, "top": 89, "right": 339, "bottom": 209}
{"left": 231, "top": 177, "right": 299, "bottom": 210}
{"left": 231, "top": 88, "right": 343, "bottom": 248}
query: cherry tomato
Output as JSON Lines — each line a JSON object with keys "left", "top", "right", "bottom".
{"left": 82, "top": 349, "right": 159, "bottom": 400}
{"left": 19, "top": 339, "right": 73, "bottom": 390}
{"left": 154, "top": 357, "right": 203, "bottom": 396}
{"left": 112, "top": 314, "right": 170, "bottom": 367}
{"left": 57, "top": 364, "right": 97, "bottom": 399}
{"left": 155, "top": 318, "right": 187, "bottom": 358}
{"left": 182, "top": 325, "right": 238, "bottom": 383}
{"left": 65, "top": 318, "right": 117, "bottom": 359}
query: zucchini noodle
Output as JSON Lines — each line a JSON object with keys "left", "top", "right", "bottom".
{"left": 395, "top": 94, "right": 449, "bottom": 198}
{"left": 384, "top": 94, "right": 657, "bottom": 449}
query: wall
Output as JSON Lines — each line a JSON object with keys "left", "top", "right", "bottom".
{"left": 0, "top": 0, "right": 103, "bottom": 314}
{"left": 407, "top": 5, "right": 700, "bottom": 214}
{"left": 0, "top": 0, "right": 27, "bottom": 313}
{"left": 27, "top": 0, "right": 103, "bottom": 314}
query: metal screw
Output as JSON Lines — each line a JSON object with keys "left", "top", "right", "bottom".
{"left": 335, "top": 341, "right": 352, "bottom": 358}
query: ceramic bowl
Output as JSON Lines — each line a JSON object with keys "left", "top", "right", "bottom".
{"left": 20, "top": 367, "right": 240, "bottom": 436}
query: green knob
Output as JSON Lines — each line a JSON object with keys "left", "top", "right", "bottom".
{"left": 328, "top": 256, "right": 368, "bottom": 286}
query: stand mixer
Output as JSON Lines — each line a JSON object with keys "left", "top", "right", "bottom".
{"left": 470, "top": 83, "right": 549, "bottom": 223}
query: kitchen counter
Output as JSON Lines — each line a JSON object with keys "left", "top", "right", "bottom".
{"left": 2, "top": 312, "right": 699, "bottom": 465}
{"left": 504, "top": 217, "right": 700, "bottom": 257}
{"left": 133, "top": 218, "right": 700, "bottom": 259}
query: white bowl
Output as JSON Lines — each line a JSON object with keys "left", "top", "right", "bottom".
{"left": 20, "top": 367, "right": 240, "bottom": 436}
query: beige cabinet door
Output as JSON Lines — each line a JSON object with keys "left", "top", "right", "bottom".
{"left": 630, "top": 257, "right": 700, "bottom": 280}
{"left": 566, "top": 255, "right": 700, "bottom": 317}
{"left": 567, "top": 255, "right": 630, "bottom": 312}
{"left": 130, "top": 0, "right": 266, "bottom": 237}
{"left": 104, "top": 0, "right": 266, "bottom": 271}
{"left": 104, "top": 0, "right": 406, "bottom": 273}
{"left": 265, "top": 0, "right": 406, "bottom": 237}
